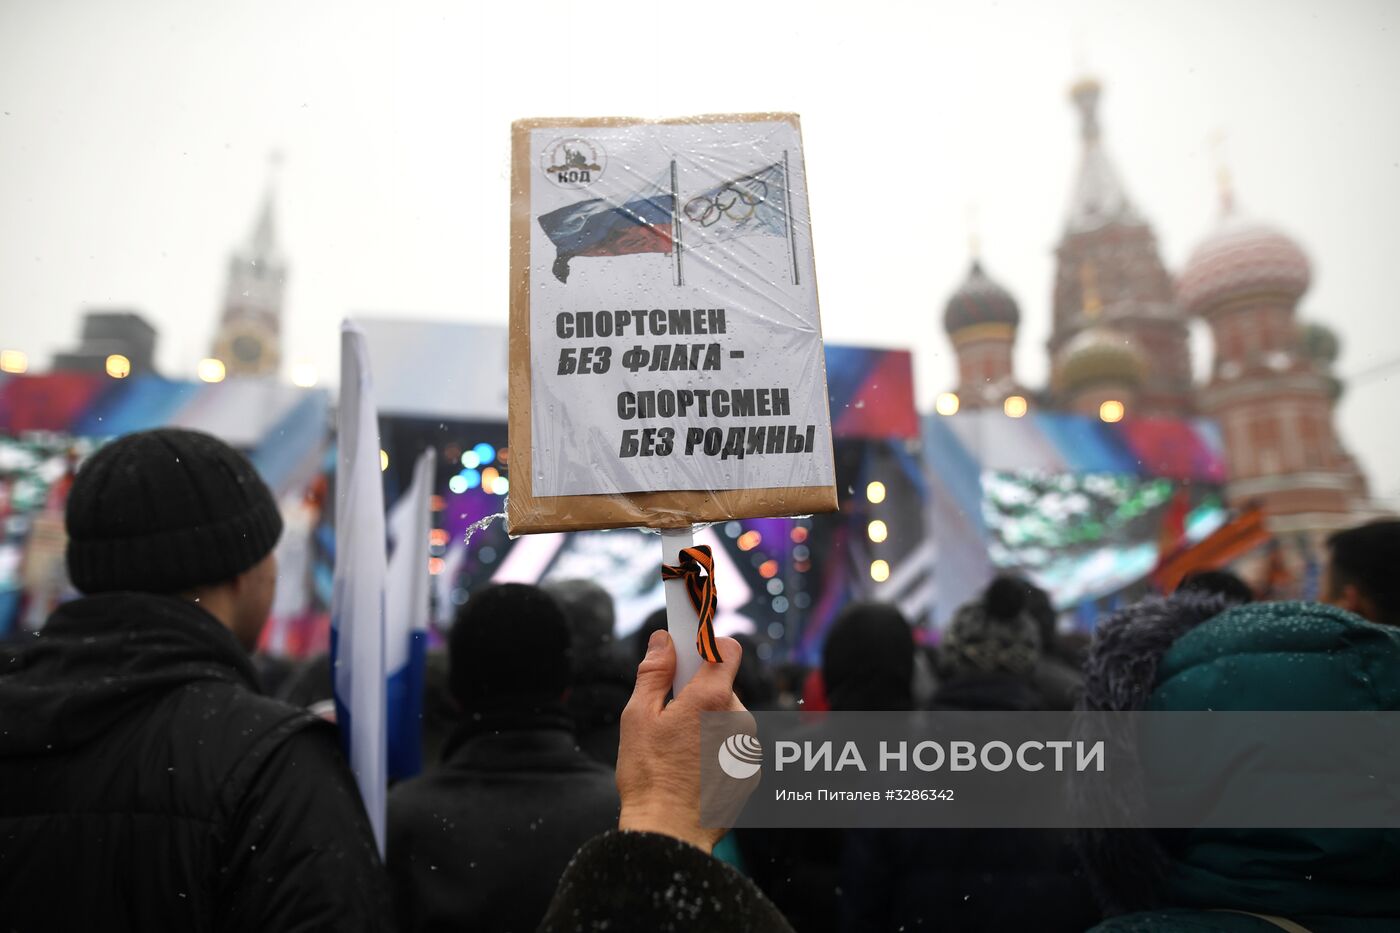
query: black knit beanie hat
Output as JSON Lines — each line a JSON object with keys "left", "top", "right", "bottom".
{"left": 65, "top": 428, "right": 283, "bottom": 594}
{"left": 448, "top": 583, "right": 573, "bottom": 711}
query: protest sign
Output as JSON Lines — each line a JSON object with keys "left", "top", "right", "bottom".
{"left": 507, "top": 113, "right": 838, "bottom": 534}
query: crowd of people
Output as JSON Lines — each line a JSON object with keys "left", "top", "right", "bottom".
{"left": 2, "top": 426, "right": 1399, "bottom": 932}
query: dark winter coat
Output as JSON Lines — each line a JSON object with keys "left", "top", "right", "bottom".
{"left": 1080, "top": 597, "right": 1400, "bottom": 932}
{"left": 539, "top": 830, "right": 795, "bottom": 933}
{"left": 0, "top": 592, "right": 393, "bottom": 932}
{"left": 835, "top": 671, "right": 1097, "bottom": 932}
{"left": 386, "top": 708, "right": 619, "bottom": 933}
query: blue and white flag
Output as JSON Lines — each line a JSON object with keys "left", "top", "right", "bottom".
{"left": 331, "top": 321, "right": 388, "bottom": 855}
{"left": 681, "top": 162, "right": 789, "bottom": 244}
{"left": 384, "top": 447, "right": 433, "bottom": 781}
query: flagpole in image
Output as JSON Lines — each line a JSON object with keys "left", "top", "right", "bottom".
{"left": 331, "top": 320, "right": 389, "bottom": 856}
{"left": 783, "top": 150, "right": 799, "bottom": 286}
{"left": 671, "top": 158, "right": 684, "bottom": 287}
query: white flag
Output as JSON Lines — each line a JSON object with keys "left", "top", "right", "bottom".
{"left": 331, "top": 321, "right": 388, "bottom": 856}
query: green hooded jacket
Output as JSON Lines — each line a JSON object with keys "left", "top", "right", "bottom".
{"left": 1088, "top": 601, "right": 1400, "bottom": 933}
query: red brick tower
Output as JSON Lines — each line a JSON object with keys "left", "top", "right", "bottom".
{"left": 1178, "top": 184, "right": 1364, "bottom": 528}
{"left": 1049, "top": 77, "right": 1194, "bottom": 416}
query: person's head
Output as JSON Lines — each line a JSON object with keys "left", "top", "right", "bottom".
{"left": 64, "top": 428, "right": 283, "bottom": 650}
{"left": 985, "top": 574, "right": 1057, "bottom": 649}
{"left": 543, "top": 578, "right": 617, "bottom": 673}
{"left": 821, "top": 602, "right": 915, "bottom": 711}
{"left": 448, "top": 583, "right": 571, "bottom": 712}
{"left": 940, "top": 597, "right": 1041, "bottom": 681}
{"left": 1176, "top": 569, "right": 1254, "bottom": 606}
{"left": 1323, "top": 520, "right": 1400, "bottom": 626}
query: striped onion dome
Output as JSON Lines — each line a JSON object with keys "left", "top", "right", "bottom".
{"left": 1178, "top": 212, "right": 1310, "bottom": 314}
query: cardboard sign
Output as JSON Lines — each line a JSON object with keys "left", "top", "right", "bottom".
{"left": 507, "top": 113, "right": 838, "bottom": 534}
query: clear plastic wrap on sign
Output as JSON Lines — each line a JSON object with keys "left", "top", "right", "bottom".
{"left": 507, "top": 114, "right": 839, "bottom": 534}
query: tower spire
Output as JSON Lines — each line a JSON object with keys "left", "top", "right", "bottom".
{"left": 1070, "top": 75, "right": 1102, "bottom": 145}
{"left": 250, "top": 150, "right": 282, "bottom": 257}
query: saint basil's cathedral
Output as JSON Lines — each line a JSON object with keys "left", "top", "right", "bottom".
{"left": 940, "top": 76, "right": 1372, "bottom": 582}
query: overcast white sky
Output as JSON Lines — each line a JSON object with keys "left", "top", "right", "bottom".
{"left": 2, "top": 0, "right": 1397, "bottom": 500}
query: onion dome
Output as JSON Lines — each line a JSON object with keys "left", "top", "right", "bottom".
{"left": 1177, "top": 212, "right": 1311, "bottom": 315}
{"left": 944, "top": 260, "right": 1021, "bottom": 335}
{"left": 1298, "top": 321, "right": 1344, "bottom": 400}
{"left": 1298, "top": 321, "right": 1340, "bottom": 369}
{"left": 1058, "top": 326, "right": 1145, "bottom": 391}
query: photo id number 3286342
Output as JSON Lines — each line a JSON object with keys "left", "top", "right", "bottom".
{"left": 887, "top": 789, "right": 956, "bottom": 802}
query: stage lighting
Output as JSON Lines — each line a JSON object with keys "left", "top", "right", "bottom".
{"left": 290, "top": 361, "right": 318, "bottom": 387}
{"left": 1100, "top": 400, "right": 1125, "bottom": 423}
{"left": 461, "top": 451, "right": 480, "bottom": 469}
{"left": 448, "top": 475, "right": 468, "bottom": 494}
{"left": 379, "top": 449, "right": 389, "bottom": 471}
{"left": 0, "top": 350, "right": 27, "bottom": 374}
{"left": 870, "top": 559, "right": 890, "bottom": 583}
{"left": 1003, "top": 395, "right": 1028, "bottom": 418}
{"left": 105, "top": 354, "right": 131, "bottom": 379}
{"left": 197, "top": 358, "right": 226, "bottom": 383}
{"left": 866, "top": 481, "right": 886, "bottom": 504}
{"left": 472, "top": 442, "right": 496, "bottom": 466}
{"left": 936, "top": 392, "right": 960, "bottom": 416}
{"left": 868, "top": 519, "right": 888, "bottom": 543}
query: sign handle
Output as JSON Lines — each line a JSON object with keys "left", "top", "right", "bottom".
{"left": 661, "top": 525, "right": 702, "bottom": 696}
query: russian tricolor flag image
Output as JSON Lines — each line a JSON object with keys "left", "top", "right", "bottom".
{"left": 537, "top": 177, "right": 675, "bottom": 283}
{"left": 331, "top": 323, "right": 432, "bottom": 856}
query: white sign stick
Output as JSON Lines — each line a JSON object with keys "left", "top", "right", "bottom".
{"left": 661, "top": 526, "right": 702, "bottom": 696}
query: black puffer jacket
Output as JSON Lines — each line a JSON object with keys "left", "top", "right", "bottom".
{"left": 387, "top": 708, "right": 619, "bottom": 933}
{"left": 0, "top": 593, "right": 393, "bottom": 932}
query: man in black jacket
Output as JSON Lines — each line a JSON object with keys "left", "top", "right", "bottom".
{"left": 386, "top": 583, "right": 620, "bottom": 933}
{"left": 0, "top": 428, "right": 393, "bottom": 932}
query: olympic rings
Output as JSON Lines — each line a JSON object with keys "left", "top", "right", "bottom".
{"left": 682, "top": 171, "right": 773, "bottom": 228}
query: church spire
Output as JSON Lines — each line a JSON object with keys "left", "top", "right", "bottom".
{"left": 249, "top": 151, "right": 282, "bottom": 258}
{"left": 1064, "top": 75, "right": 1138, "bottom": 234}
{"left": 1070, "top": 76, "right": 1101, "bottom": 144}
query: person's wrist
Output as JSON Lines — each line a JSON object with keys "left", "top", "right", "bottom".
{"left": 618, "top": 803, "right": 716, "bottom": 853}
